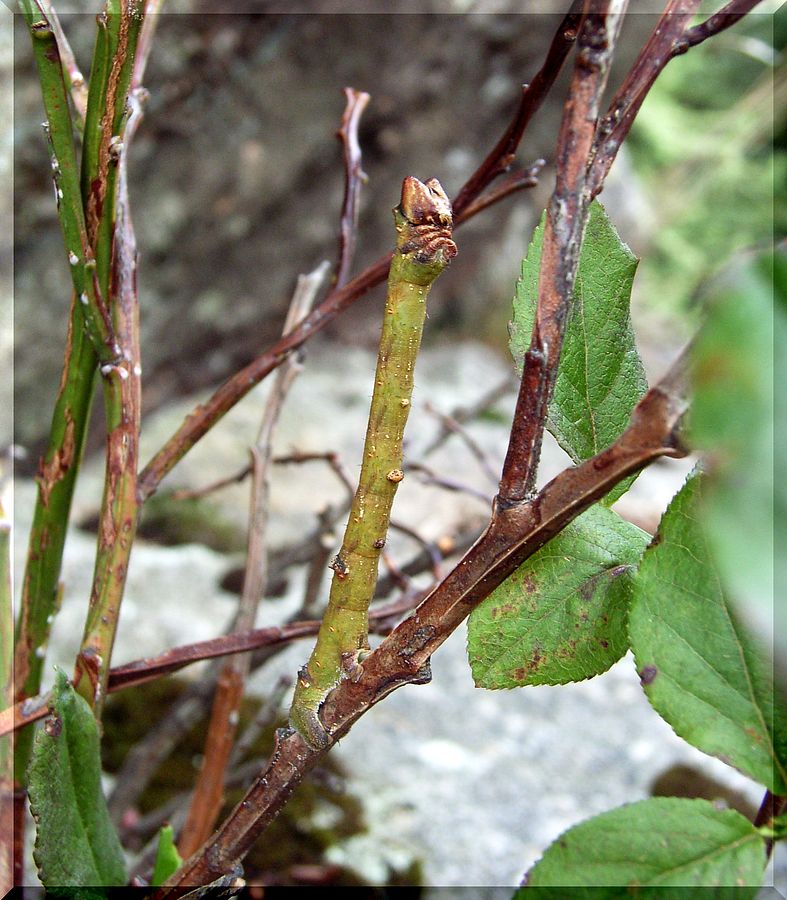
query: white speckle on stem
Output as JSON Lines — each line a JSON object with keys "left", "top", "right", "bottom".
{"left": 79, "top": 293, "right": 89, "bottom": 306}
{"left": 68, "top": 251, "right": 79, "bottom": 266}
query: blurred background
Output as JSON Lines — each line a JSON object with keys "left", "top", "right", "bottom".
{"left": 6, "top": 1, "right": 784, "bottom": 891}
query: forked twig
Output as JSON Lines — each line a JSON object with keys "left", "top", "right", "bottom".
{"left": 335, "top": 87, "right": 370, "bottom": 289}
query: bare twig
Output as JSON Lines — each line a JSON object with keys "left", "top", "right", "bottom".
{"left": 406, "top": 461, "right": 491, "bottom": 505}
{"left": 499, "top": 1, "right": 627, "bottom": 504}
{"left": 682, "top": 0, "right": 763, "bottom": 49}
{"left": 423, "top": 401, "right": 499, "bottom": 486}
{"left": 170, "top": 466, "right": 252, "bottom": 501}
{"left": 454, "top": 160, "right": 544, "bottom": 224}
{"left": 230, "top": 675, "right": 292, "bottom": 769}
{"left": 451, "top": 2, "right": 583, "bottom": 217}
{"left": 587, "top": 0, "right": 701, "bottom": 197}
{"left": 420, "top": 373, "right": 517, "bottom": 457}
{"left": 335, "top": 87, "right": 370, "bottom": 289}
{"left": 300, "top": 507, "right": 338, "bottom": 617}
{"left": 178, "top": 264, "right": 327, "bottom": 857}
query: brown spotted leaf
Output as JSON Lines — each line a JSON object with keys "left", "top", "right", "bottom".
{"left": 468, "top": 505, "right": 648, "bottom": 688}
{"left": 630, "top": 473, "right": 787, "bottom": 794}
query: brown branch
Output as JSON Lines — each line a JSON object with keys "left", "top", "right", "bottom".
{"left": 450, "top": 3, "right": 583, "bottom": 217}
{"left": 157, "top": 349, "right": 690, "bottom": 892}
{"left": 454, "top": 160, "right": 544, "bottom": 224}
{"left": 136, "top": 8, "right": 574, "bottom": 503}
{"left": 499, "top": 1, "right": 626, "bottom": 504}
{"left": 335, "top": 87, "right": 370, "bottom": 289}
{"left": 587, "top": 0, "right": 701, "bottom": 197}
{"left": 682, "top": 0, "right": 764, "bottom": 49}
{"left": 584, "top": 0, "right": 765, "bottom": 202}
{"left": 177, "top": 264, "right": 328, "bottom": 858}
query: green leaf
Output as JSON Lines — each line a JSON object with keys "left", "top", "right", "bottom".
{"left": 468, "top": 505, "right": 648, "bottom": 688}
{"left": 690, "top": 252, "right": 775, "bottom": 623}
{"left": 629, "top": 474, "right": 787, "bottom": 794}
{"left": 152, "top": 823, "right": 183, "bottom": 885}
{"left": 28, "top": 670, "right": 127, "bottom": 888}
{"left": 510, "top": 201, "right": 647, "bottom": 504}
{"left": 519, "top": 797, "right": 767, "bottom": 897}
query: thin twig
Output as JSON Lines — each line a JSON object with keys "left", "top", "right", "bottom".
{"left": 587, "top": 0, "right": 701, "bottom": 198}
{"left": 389, "top": 518, "right": 444, "bottom": 582}
{"left": 682, "top": 0, "right": 764, "bottom": 49}
{"left": 229, "top": 675, "right": 292, "bottom": 769}
{"left": 406, "top": 461, "right": 491, "bottom": 505}
{"left": 178, "top": 264, "right": 328, "bottom": 857}
{"left": 451, "top": 2, "right": 583, "bottom": 217}
{"left": 423, "top": 401, "right": 499, "bottom": 486}
{"left": 300, "top": 507, "right": 338, "bottom": 617}
{"left": 499, "top": 1, "right": 627, "bottom": 504}
{"left": 454, "top": 160, "right": 544, "bottom": 224}
{"left": 335, "top": 87, "right": 370, "bottom": 289}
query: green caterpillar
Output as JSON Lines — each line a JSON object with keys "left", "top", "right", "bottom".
{"left": 289, "top": 176, "right": 456, "bottom": 748}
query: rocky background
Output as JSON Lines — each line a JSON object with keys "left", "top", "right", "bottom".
{"left": 9, "top": 3, "right": 783, "bottom": 893}
{"left": 11, "top": 4, "right": 665, "bottom": 460}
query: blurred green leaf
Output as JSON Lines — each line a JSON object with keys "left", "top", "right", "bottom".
{"left": 690, "top": 253, "right": 775, "bottom": 617}
{"left": 519, "top": 797, "right": 766, "bottom": 896}
{"left": 468, "top": 505, "right": 648, "bottom": 688}
{"left": 152, "top": 823, "right": 182, "bottom": 885}
{"left": 28, "top": 670, "right": 127, "bottom": 888}
{"left": 510, "top": 201, "right": 647, "bottom": 504}
{"left": 629, "top": 474, "right": 787, "bottom": 794}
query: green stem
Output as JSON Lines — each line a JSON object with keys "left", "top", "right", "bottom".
{"left": 74, "top": 80, "right": 145, "bottom": 716}
{"left": 289, "top": 177, "right": 456, "bottom": 748}
{"left": 13, "top": 307, "right": 96, "bottom": 769}
{"left": 19, "top": 0, "right": 118, "bottom": 361}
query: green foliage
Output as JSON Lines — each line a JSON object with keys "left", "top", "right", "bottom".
{"left": 28, "top": 670, "right": 127, "bottom": 888}
{"left": 468, "top": 505, "right": 648, "bottom": 688}
{"left": 690, "top": 252, "right": 776, "bottom": 620}
{"left": 519, "top": 797, "right": 767, "bottom": 896}
{"left": 629, "top": 474, "right": 787, "bottom": 794}
{"left": 628, "top": 18, "right": 782, "bottom": 312}
{"left": 509, "top": 200, "right": 647, "bottom": 504}
{"left": 152, "top": 824, "right": 183, "bottom": 886}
